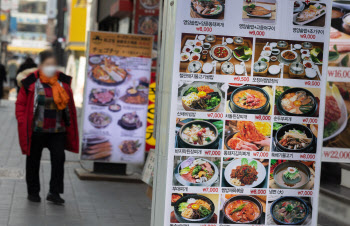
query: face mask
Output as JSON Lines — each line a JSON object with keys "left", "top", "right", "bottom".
{"left": 42, "top": 66, "right": 57, "bottom": 77}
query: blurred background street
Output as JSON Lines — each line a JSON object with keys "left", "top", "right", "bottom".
{"left": 0, "top": 0, "right": 349, "bottom": 226}
{"left": 0, "top": 100, "right": 151, "bottom": 226}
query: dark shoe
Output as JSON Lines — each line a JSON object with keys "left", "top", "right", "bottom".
{"left": 46, "top": 192, "right": 65, "bottom": 204}
{"left": 27, "top": 194, "right": 41, "bottom": 202}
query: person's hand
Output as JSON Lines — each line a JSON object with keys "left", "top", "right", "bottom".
{"left": 253, "top": 138, "right": 271, "bottom": 147}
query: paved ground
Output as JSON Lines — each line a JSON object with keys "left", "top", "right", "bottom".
{"left": 0, "top": 100, "right": 152, "bottom": 226}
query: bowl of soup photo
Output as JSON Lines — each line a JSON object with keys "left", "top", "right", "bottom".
{"left": 275, "top": 124, "right": 316, "bottom": 153}
{"left": 332, "top": 7, "right": 345, "bottom": 20}
{"left": 270, "top": 196, "right": 309, "bottom": 225}
{"left": 178, "top": 120, "right": 220, "bottom": 149}
{"left": 229, "top": 86, "right": 270, "bottom": 115}
{"left": 276, "top": 88, "right": 317, "bottom": 117}
{"left": 223, "top": 195, "right": 263, "bottom": 224}
{"left": 273, "top": 161, "right": 311, "bottom": 189}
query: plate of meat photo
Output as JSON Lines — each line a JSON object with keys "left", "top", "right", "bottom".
{"left": 89, "top": 88, "right": 116, "bottom": 106}
{"left": 323, "top": 82, "right": 348, "bottom": 142}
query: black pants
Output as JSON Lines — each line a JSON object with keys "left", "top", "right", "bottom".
{"left": 26, "top": 132, "right": 66, "bottom": 195}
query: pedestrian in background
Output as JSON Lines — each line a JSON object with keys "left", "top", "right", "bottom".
{"left": 0, "top": 63, "right": 7, "bottom": 105}
{"left": 16, "top": 57, "right": 37, "bottom": 93}
{"left": 15, "top": 50, "right": 79, "bottom": 204}
{"left": 7, "top": 56, "right": 19, "bottom": 88}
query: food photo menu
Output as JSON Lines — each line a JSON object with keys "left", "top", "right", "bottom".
{"left": 81, "top": 32, "right": 153, "bottom": 164}
{"left": 164, "top": 0, "right": 332, "bottom": 225}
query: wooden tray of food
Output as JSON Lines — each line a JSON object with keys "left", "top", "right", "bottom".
{"left": 254, "top": 62, "right": 269, "bottom": 77}
{"left": 186, "top": 60, "right": 204, "bottom": 73}
{"left": 288, "top": 66, "right": 306, "bottom": 79}
{"left": 180, "top": 34, "right": 253, "bottom": 75}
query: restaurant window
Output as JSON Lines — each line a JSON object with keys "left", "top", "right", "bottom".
{"left": 18, "top": 1, "right": 47, "bottom": 14}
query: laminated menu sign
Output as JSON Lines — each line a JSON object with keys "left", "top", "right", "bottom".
{"left": 81, "top": 31, "right": 153, "bottom": 164}
{"left": 164, "top": 0, "right": 332, "bottom": 225}
{"left": 322, "top": 1, "right": 350, "bottom": 163}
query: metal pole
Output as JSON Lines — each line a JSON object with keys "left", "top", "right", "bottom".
{"left": 55, "top": 0, "right": 65, "bottom": 66}
{"left": 151, "top": 0, "right": 177, "bottom": 225}
{"left": 0, "top": 0, "right": 3, "bottom": 64}
{"left": 0, "top": 0, "right": 2, "bottom": 29}
{"left": 0, "top": 0, "right": 2, "bottom": 43}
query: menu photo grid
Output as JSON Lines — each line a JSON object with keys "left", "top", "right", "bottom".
{"left": 166, "top": 0, "right": 331, "bottom": 225}
{"left": 170, "top": 42, "right": 324, "bottom": 226}
{"left": 171, "top": 81, "right": 320, "bottom": 225}
{"left": 179, "top": 32, "right": 327, "bottom": 86}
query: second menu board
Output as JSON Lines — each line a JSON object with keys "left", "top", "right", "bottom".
{"left": 164, "top": 0, "right": 332, "bottom": 225}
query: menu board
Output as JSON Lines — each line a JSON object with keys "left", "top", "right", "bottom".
{"left": 322, "top": 1, "right": 350, "bottom": 163}
{"left": 80, "top": 32, "right": 153, "bottom": 164}
{"left": 162, "top": 0, "right": 332, "bottom": 225}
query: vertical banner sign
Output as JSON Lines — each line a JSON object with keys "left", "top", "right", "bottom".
{"left": 134, "top": 0, "right": 160, "bottom": 44}
{"left": 133, "top": 0, "right": 159, "bottom": 68}
{"left": 134, "top": 0, "right": 160, "bottom": 152}
{"left": 81, "top": 32, "right": 153, "bottom": 164}
{"left": 322, "top": 1, "right": 350, "bottom": 163}
{"left": 146, "top": 71, "right": 157, "bottom": 151}
{"left": 162, "top": 0, "right": 332, "bottom": 225}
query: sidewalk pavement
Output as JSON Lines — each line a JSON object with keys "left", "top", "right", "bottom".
{"left": 0, "top": 100, "right": 152, "bottom": 226}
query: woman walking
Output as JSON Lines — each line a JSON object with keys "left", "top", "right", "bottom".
{"left": 15, "top": 50, "right": 79, "bottom": 204}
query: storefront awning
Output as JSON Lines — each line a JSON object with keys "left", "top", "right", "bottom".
{"left": 7, "top": 46, "right": 48, "bottom": 53}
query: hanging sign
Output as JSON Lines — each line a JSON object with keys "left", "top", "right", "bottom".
{"left": 134, "top": 0, "right": 159, "bottom": 69}
{"left": 81, "top": 31, "right": 153, "bottom": 164}
{"left": 159, "top": 0, "right": 332, "bottom": 225}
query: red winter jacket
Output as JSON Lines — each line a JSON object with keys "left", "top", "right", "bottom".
{"left": 15, "top": 70, "right": 79, "bottom": 156}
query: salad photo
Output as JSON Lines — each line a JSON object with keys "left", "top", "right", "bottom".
{"left": 178, "top": 82, "right": 225, "bottom": 112}
{"left": 170, "top": 194, "right": 219, "bottom": 223}
{"left": 173, "top": 156, "right": 220, "bottom": 187}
